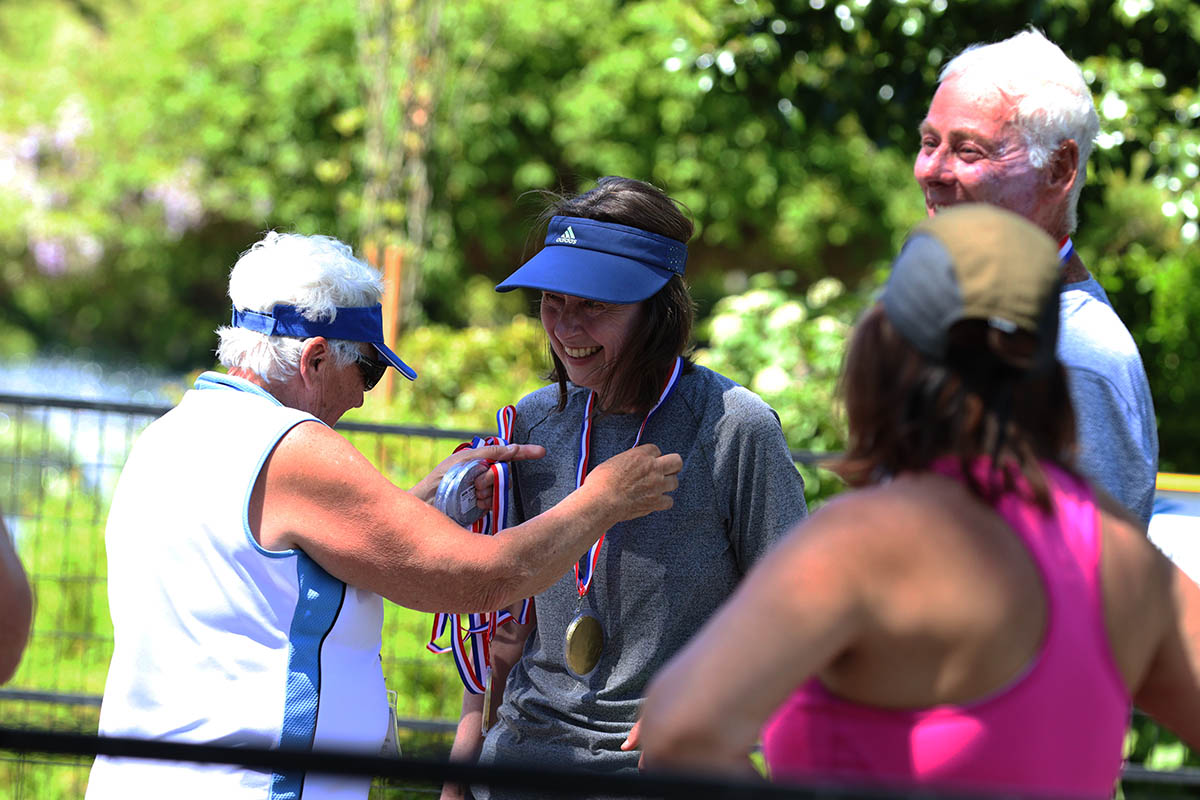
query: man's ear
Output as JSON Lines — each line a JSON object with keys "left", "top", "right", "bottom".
{"left": 298, "top": 337, "right": 330, "bottom": 387}
{"left": 1046, "top": 139, "right": 1079, "bottom": 198}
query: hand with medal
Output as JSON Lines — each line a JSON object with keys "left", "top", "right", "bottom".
{"left": 410, "top": 442, "right": 546, "bottom": 511}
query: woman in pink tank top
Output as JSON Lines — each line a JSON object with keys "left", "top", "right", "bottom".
{"left": 636, "top": 206, "right": 1200, "bottom": 799}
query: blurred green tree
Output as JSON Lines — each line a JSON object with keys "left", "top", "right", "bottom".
{"left": 0, "top": 0, "right": 364, "bottom": 365}
{"left": 692, "top": 0, "right": 1200, "bottom": 468}
{"left": 0, "top": 0, "right": 1196, "bottom": 466}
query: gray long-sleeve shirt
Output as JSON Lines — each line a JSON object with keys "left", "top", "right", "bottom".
{"left": 474, "top": 365, "right": 808, "bottom": 797}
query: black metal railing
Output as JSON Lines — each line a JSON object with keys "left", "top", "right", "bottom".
{"left": 2, "top": 391, "right": 1197, "bottom": 799}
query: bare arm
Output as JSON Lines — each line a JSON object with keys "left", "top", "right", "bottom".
{"left": 1095, "top": 502, "right": 1200, "bottom": 749}
{"left": 1130, "top": 558, "right": 1200, "bottom": 748}
{"left": 441, "top": 602, "right": 536, "bottom": 800}
{"left": 0, "top": 514, "right": 32, "bottom": 684}
{"left": 638, "top": 498, "right": 868, "bottom": 773}
{"left": 253, "top": 421, "right": 681, "bottom": 613}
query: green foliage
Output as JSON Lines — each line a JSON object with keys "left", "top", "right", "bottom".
{"left": 695, "top": 271, "right": 869, "bottom": 505}
{"left": 0, "top": 415, "right": 112, "bottom": 702}
{"left": 2, "top": 0, "right": 1197, "bottom": 471}
{"left": 352, "top": 309, "right": 550, "bottom": 433}
{"left": 1126, "top": 713, "right": 1200, "bottom": 769}
{"left": 1084, "top": 154, "right": 1200, "bottom": 471}
{"left": 0, "top": 0, "right": 364, "bottom": 368}
{"left": 0, "top": 410, "right": 111, "bottom": 797}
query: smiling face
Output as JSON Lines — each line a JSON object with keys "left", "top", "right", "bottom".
{"left": 914, "top": 75, "right": 1064, "bottom": 235}
{"left": 540, "top": 292, "right": 643, "bottom": 402}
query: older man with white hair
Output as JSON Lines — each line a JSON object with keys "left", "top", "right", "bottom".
{"left": 86, "top": 232, "right": 682, "bottom": 800}
{"left": 914, "top": 28, "right": 1158, "bottom": 524}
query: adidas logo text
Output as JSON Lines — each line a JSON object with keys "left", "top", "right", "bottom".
{"left": 556, "top": 226, "right": 577, "bottom": 244}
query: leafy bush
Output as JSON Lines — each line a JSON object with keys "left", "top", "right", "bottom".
{"left": 356, "top": 312, "right": 549, "bottom": 433}
{"left": 694, "top": 271, "right": 874, "bottom": 506}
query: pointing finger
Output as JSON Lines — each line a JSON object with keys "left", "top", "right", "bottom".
{"left": 473, "top": 444, "right": 546, "bottom": 463}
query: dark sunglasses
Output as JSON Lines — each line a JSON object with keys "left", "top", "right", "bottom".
{"left": 355, "top": 353, "right": 389, "bottom": 392}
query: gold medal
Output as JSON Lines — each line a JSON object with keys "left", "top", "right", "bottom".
{"left": 481, "top": 670, "right": 493, "bottom": 735}
{"left": 562, "top": 363, "right": 678, "bottom": 680}
{"left": 564, "top": 612, "right": 604, "bottom": 677}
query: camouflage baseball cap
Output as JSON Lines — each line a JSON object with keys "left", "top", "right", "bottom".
{"left": 881, "top": 204, "right": 1061, "bottom": 366}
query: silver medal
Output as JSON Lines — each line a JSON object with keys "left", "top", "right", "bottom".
{"left": 433, "top": 458, "right": 489, "bottom": 526}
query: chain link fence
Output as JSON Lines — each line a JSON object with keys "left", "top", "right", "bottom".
{"left": 0, "top": 392, "right": 486, "bottom": 796}
{"left": 1, "top": 391, "right": 1198, "bottom": 798}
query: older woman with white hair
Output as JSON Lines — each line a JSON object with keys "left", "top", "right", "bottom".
{"left": 87, "top": 231, "right": 682, "bottom": 800}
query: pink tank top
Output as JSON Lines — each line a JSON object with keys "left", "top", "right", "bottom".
{"left": 762, "top": 461, "right": 1131, "bottom": 799}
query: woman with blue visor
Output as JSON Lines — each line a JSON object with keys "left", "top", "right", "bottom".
{"left": 441, "top": 177, "right": 809, "bottom": 798}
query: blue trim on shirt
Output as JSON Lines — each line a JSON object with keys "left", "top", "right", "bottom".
{"left": 239, "top": 415, "right": 318, "bottom": 560}
{"left": 194, "top": 370, "right": 285, "bottom": 404}
{"left": 271, "top": 553, "right": 347, "bottom": 800}
{"left": 193, "top": 371, "right": 327, "bottom": 558}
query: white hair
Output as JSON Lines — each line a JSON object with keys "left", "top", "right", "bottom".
{"left": 939, "top": 28, "right": 1100, "bottom": 232}
{"left": 215, "top": 232, "right": 384, "bottom": 382}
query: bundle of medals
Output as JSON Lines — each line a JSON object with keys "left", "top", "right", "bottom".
{"left": 427, "top": 406, "right": 531, "bottom": 728}
{"left": 428, "top": 356, "right": 683, "bottom": 722}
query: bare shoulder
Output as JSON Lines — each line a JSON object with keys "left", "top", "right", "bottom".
{"left": 1104, "top": 503, "right": 1200, "bottom": 747}
{"left": 266, "top": 419, "right": 392, "bottom": 497}
{"left": 1092, "top": 482, "right": 1147, "bottom": 532}
{"left": 771, "top": 481, "right": 945, "bottom": 574}
{"left": 253, "top": 419, "right": 423, "bottom": 552}
{"left": 273, "top": 418, "right": 366, "bottom": 466}
{"left": 800, "top": 477, "right": 961, "bottom": 545}
{"left": 1100, "top": 506, "right": 1170, "bottom": 604}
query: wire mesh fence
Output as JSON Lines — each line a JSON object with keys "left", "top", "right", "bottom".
{"left": 0, "top": 392, "right": 482, "bottom": 796}
{"left": 1, "top": 391, "right": 1198, "bottom": 799}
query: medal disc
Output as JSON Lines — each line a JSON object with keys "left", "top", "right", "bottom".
{"left": 433, "top": 458, "right": 489, "bottom": 526}
{"left": 481, "top": 671, "right": 493, "bottom": 735}
{"left": 564, "top": 612, "right": 604, "bottom": 677}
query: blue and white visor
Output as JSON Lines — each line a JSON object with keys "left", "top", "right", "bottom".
{"left": 231, "top": 303, "right": 417, "bottom": 381}
{"left": 495, "top": 216, "right": 687, "bottom": 304}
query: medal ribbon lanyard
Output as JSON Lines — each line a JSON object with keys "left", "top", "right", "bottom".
{"left": 573, "top": 356, "right": 683, "bottom": 598}
{"left": 427, "top": 405, "right": 532, "bottom": 695}
{"left": 1058, "top": 236, "right": 1074, "bottom": 266}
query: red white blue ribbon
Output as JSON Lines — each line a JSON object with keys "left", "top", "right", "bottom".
{"left": 573, "top": 356, "right": 683, "bottom": 598}
{"left": 427, "top": 405, "right": 532, "bottom": 694}
{"left": 1058, "top": 236, "right": 1075, "bottom": 267}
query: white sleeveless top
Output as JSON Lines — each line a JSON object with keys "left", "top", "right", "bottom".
{"left": 87, "top": 372, "right": 386, "bottom": 800}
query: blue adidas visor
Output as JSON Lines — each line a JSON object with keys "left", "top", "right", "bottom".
{"left": 231, "top": 303, "right": 417, "bottom": 381}
{"left": 495, "top": 216, "right": 687, "bottom": 304}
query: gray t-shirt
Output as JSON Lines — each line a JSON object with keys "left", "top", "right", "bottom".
{"left": 474, "top": 365, "right": 807, "bottom": 797}
{"left": 1058, "top": 276, "right": 1158, "bottom": 524}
